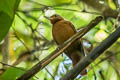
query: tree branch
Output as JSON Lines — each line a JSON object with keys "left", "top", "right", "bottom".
{"left": 60, "top": 26, "right": 120, "bottom": 80}
{"left": 81, "top": 0, "right": 119, "bottom": 18}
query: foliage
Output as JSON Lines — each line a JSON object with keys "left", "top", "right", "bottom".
{"left": 0, "top": 0, "right": 120, "bottom": 80}
{"left": 0, "top": 67, "right": 35, "bottom": 80}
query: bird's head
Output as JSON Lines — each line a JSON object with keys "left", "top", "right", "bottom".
{"left": 50, "top": 14, "right": 64, "bottom": 25}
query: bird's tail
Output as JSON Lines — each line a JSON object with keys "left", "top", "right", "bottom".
{"left": 70, "top": 51, "right": 87, "bottom": 76}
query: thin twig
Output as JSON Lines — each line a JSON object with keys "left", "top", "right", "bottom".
{"left": 99, "top": 70, "right": 105, "bottom": 80}
{"left": 53, "top": 8, "right": 100, "bottom": 15}
{"left": 0, "top": 62, "right": 25, "bottom": 71}
{"left": 45, "top": 67, "right": 54, "bottom": 79}
{"left": 12, "top": 28, "right": 30, "bottom": 51}
{"left": 25, "top": 0, "right": 101, "bottom": 15}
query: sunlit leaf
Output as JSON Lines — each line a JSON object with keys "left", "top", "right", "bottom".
{"left": 94, "top": 30, "right": 108, "bottom": 42}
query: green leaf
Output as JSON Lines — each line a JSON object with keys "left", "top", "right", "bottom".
{"left": 0, "top": 0, "right": 20, "bottom": 41}
{"left": 0, "top": 11, "right": 12, "bottom": 41}
{"left": 0, "top": 67, "right": 35, "bottom": 80}
{"left": 0, "top": 67, "right": 24, "bottom": 80}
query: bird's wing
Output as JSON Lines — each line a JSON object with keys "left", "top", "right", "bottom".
{"left": 66, "top": 21, "right": 77, "bottom": 33}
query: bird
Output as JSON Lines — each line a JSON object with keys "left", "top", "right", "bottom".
{"left": 50, "top": 14, "right": 87, "bottom": 75}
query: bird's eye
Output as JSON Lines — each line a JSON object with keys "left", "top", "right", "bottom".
{"left": 54, "top": 14, "right": 58, "bottom": 17}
